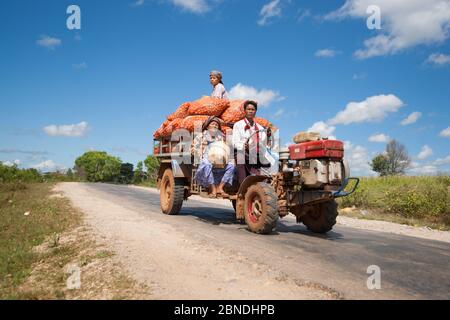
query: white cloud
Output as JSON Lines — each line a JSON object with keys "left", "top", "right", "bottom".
{"left": 307, "top": 121, "right": 336, "bottom": 138}
{"left": 36, "top": 35, "right": 62, "bottom": 50}
{"left": 43, "top": 121, "right": 89, "bottom": 137}
{"left": 368, "top": 133, "right": 390, "bottom": 143}
{"left": 344, "top": 141, "right": 374, "bottom": 176}
{"left": 417, "top": 145, "right": 433, "bottom": 160}
{"left": 432, "top": 156, "right": 450, "bottom": 166}
{"left": 131, "top": 0, "right": 145, "bottom": 7}
{"left": 32, "top": 160, "right": 66, "bottom": 172}
{"left": 170, "top": 0, "right": 210, "bottom": 14}
{"left": 315, "top": 48, "right": 340, "bottom": 58}
{"left": 408, "top": 164, "right": 439, "bottom": 176}
{"left": 329, "top": 94, "right": 404, "bottom": 125}
{"left": 1, "top": 159, "right": 21, "bottom": 167}
{"left": 273, "top": 108, "right": 284, "bottom": 119}
{"left": 401, "top": 111, "right": 422, "bottom": 125}
{"left": 440, "top": 126, "right": 450, "bottom": 138}
{"left": 297, "top": 9, "right": 311, "bottom": 22}
{"left": 258, "top": 0, "right": 282, "bottom": 26}
{"left": 228, "top": 83, "right": 284, "bottom": 107}
{"left": 426, "top": 53, "right": 450, "bottom": 65}
{"left": 326, "top": 0, "right": 450, "bottom": 59}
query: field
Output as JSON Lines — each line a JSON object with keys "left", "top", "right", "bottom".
{"left": 0, "top": 182, "right": 148, "bottom": 299}
{"left": 338, "top": 176, "right": 450, "bottom": 230}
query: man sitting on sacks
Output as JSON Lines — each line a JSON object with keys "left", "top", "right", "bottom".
{"left": 190, "top": 116, "right": 235, "bottom": 198}
{"left": 232, "top": 100, "right": 278, "bottom": 183}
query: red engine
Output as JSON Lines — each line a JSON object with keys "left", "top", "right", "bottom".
{"left": 288, "top": 140, "right": 344, "bottom": 160}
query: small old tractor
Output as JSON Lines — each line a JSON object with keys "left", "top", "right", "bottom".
{"left": 153, "top": 128, "right": 359, "bottom": 234}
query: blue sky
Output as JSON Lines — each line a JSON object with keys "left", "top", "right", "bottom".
{"left": 0, "top": 0, "right": 449, "bottom": 176}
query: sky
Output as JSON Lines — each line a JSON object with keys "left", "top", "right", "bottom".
{"left": 0, "top": 0, "right": 449, "bottom": 176}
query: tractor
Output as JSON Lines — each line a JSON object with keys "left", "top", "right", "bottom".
{"left": 153, "top": 126, "right": 359, "bottom": 234}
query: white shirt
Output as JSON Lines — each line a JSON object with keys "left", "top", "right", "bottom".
{"left": 211, "top": 83, "right": 228, "bottom": 100}
{"left": 232, "top": 119, "right": 267, "bottom": 151}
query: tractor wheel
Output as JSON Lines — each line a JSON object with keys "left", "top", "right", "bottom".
{"left": 160, "top": 168, "right": 185, "bottom": 215}
{"left": 244, "top": 182, "right": 279, "bottom": 234}
{"left": 301, "top": 200, "right": 338, "bottom": 233}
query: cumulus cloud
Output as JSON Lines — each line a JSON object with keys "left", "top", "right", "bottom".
{"left": 440, "top": 126, "right": 450, "bottom": 138}
{"left": 307, "top": 121, "right": 336, "bottom": 138}
{"left": 417, "top": 145, "right": 433, "bottom": 160}
{"left": 228, "top": 83, "right": 284, "bottom": 107}
{"left": 426, "top": 53, "right": 450, "bottom": 65}
{"left": 43, "top": 121, "right": 89, "bottom": 137}
{"left": 36, "top": 35, "right": 61, "bottom": 49}
{"left": 315, "top": 48, "right": 340, "bottom": 58}
{"left": 258, "top": 0, "right": 282, "bottom": 26}
{"left": 325, "top": 0, "right": 450, "bottom": 59}
{"left": 170, "top": 0, "right": 210, "bottom": 14}
{"left": 368, "top": 133, "right": 390, "bottom": 143}
{"left": 344, "top": 141, "right": 374, "bottom": 176}
{"left": 32, "top": 160, "right": 66, "bottom": 172}
{"left": 401, "top": 111, "right": 422, "bottom": 125}
{"left": 329, "top": 94, "right": 404, "bottom": 125}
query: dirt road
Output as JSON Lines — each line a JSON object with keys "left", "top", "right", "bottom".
{"left": 55, "top": 183, "right": 450, "bottom": 300}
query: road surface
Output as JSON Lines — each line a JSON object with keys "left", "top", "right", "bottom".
{"left": 56, "top": 183, "right": 450, "bottom": 300}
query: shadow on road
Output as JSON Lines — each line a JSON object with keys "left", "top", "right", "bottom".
{"left": 179, "top": 206, "right": 345, "bottom": 240}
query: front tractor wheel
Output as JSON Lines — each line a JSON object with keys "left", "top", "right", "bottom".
{"left": 301, "top": 200, "right": 338, "bottom": 233}
{"left": 160, "top": 168, "right": 185, "bottom": 215}
{"left": 244, "top": 182, "right": 279, "bottom": 234}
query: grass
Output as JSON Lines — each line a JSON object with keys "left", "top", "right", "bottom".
{"left": 0, "top": 182, "right": 81, "bottom": 298}
{"left": 0, "top": 182, "right": 149, "bottom": 299}
{"left": 338, "top": 175, "right": 450, "bottom": 230}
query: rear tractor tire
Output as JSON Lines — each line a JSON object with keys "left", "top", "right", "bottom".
{"left": 300, "top": 200, "right": 338, "bottom": 233}
{"left": 244, "top": 182, "right": 279, "bottom": 234}
{"left": 159, "top": 168, "right": 185, "bottom": 215}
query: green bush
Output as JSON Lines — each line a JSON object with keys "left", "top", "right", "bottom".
{"left": 339, "top": 176, "right": 450, "bottom": 224}
{"left": 0, "top": 163, "right": 43, "bottom": 183}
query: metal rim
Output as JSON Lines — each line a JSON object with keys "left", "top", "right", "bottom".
{"left": 247, "top": 194, "right": 263, "bottom": 224}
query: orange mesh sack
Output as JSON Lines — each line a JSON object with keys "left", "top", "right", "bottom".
{"left": 153, "top": 123, "right": 165, "bottom": 139}
{"left": 162, "top": 118, "right": 183, "bottom": 136}
{"left": 180, "top": 116, "right": 209, "bottom": 132}
{"left": 167, "top": 102, "right": 190, "bottom": 121}
{"left": 220, "top": 100, "right": 246, "bottom": 123}
{"left": 189, "top": 96, "right": 230, "bottom": 116}
{"left": 255, "top": 117, "right": 271, "bottom": 128}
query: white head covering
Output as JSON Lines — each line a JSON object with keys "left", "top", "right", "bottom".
{"left": 210, "top": 70, "right": 223, "bottom": 83}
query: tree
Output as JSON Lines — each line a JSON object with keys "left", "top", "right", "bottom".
{"left": 370, "top": 154, "right": 390, "bottom": 176}
{"left": 144, "top": 155, "right": 160, "bottom": 182}
{"left": 119, "top": 163, "right": 134, "bottom": 184}
{"left": 74, "top": 151, "right": 122, "bottom": 182}
{"left": 371, "top": 140, "right": 410, "bottom": 176}
{"left": 385, "top": 139, "right": 410, "bottom": 175}
{"left": 133, "top": 161, "right": 146, "bottom": 184}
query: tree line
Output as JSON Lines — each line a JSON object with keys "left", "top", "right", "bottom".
{"left": 0, "top": 151, "right": 160, "bottom": 185}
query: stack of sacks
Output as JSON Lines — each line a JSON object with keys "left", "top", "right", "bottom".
{"left": 153, "top": 97, "right": 276, "bottom": 139}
